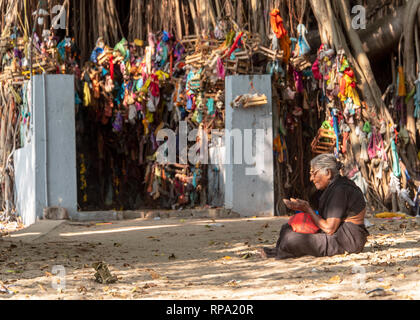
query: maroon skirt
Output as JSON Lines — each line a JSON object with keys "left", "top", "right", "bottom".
{"left": 265, "top": 222, "right": 369, "bottom": 259}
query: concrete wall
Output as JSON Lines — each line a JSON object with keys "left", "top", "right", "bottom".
{"left": 14, "top": 75, "right": 78, "bottom": 225}
{"left": 14, "top": 143, "right": 36, "bottom": 226}
{"left": 224, "top": 75, "right": 274, "bottom": 217}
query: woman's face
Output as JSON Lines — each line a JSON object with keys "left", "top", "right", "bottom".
{"left": 310, "top": 167, "right": 332, "bottom": 190}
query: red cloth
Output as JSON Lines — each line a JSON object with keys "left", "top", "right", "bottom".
{"left": 312, "top": 58, "right": 322, "bottom": 80}
{"left": 110, "top": 55, "right": 114, "bottom": 80}
{"left": 226, "top": 32, "right": 243, "bottom": 58}
{"left": 288, "top": 212, "right": 319, "bottom": 234}
{"left": 149, "top": 74, "right": 160, "bottom": 97}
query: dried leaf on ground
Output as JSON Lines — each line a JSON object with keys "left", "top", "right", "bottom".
{"left": 241, "top": 253, "right": 252, "bottom": 259}
{"left": 379, "top": 281, "right": 392, "bottom": 289}
{"left": 132, "top": 286, "right": 145, "bottom": 294}
{"left": 147, "top": 269, "right": 161, "bottom": 280}
{"left": 78, "top": 286, "right": 88, "bottom": 294}
{"left": 328, "top": 275, "right": 342, "bottom": 284}
{"left": 226, "top": 280, "right": 240, "bottom": 286}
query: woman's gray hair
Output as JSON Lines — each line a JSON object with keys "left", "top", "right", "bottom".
{"left": 310, "top": 154, "right": 343, "bottom": 177}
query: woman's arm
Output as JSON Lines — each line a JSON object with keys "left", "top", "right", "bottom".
{"left": 283, "top": 199, "right": 341, "bottom": 235}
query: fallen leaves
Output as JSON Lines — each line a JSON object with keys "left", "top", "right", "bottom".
{"left": 143, "top": 283, "right": 157, "bottom": 289}
{"left": 0, "top": 282, "right": 16, "bottom": 295}
{"left": 6, "top": 269, "right": 22, "bottom": 274}
{"left": 131, "top": 286, "right": 146, "bottom": 294}
{"left": 241, "top": 253, "right": 252, "bottom": 259}
{"left": 327, "top": 275, "right": 342, "bottom": 284}
{"left": 226, "top": 280, "right": 241, "bottom": 287}
{"left": 78, "top": 286, "right": 88, "bottom": 294}
{"left": 396, "top": 273, "right": 406, "bottom": 280}
{"left": 379, "top": 281, "right": 392, "bottom": 290}
{"left": 146, "top": 269, "right": 161, "bottom": 280}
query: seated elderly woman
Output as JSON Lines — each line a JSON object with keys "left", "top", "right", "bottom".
{"left": 261, "top": 154, "right": 369, "bottom": 260}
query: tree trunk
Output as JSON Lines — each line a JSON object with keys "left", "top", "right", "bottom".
{"left": 403, "top": 0, "right": 420, "bottom": 84}
{"left": 337, "top": 0, "right": 389, "bottom": 119}
{"left": 188, "top": 0, "right": 199, "bottom": 35}
{"left": 308, "top": 0, "right": 333, "bottom": 46}
{"left": 174, "top": 0, "right": 183, "bottom": 40}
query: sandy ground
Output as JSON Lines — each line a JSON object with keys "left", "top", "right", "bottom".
{"left": 0, "top": 215, "right": 419, "bottom": 300}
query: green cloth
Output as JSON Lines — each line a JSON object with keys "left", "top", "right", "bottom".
{"left": 391, "top": 139, "right": 401, "bottom": 178}
{"left": 363, "top": 121, "right": 371, "bottom": 134}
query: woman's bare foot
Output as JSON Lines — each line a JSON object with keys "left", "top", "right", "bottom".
{"left": 257, "top": 247, "right": 278, "bottom": 259}
{"left": 257, "top": 248, "right": 268, "bottom": 259}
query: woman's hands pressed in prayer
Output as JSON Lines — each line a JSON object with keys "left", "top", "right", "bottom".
{"left": 283, "top": 198, "right": 311, "bottom": 213}
{"left": 283, "top": 198, "right": 341, "bottom": 236}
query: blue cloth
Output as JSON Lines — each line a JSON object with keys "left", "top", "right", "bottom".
{"left": 207, "top": 98, "right": 215, "bottom": 116}
{"left": 57, "top": 40, "right": 66, "bottom": 60}
{"left": 297, "top": 24, "right": 311, "bottom": 56}
{"left": 90, "top": 47, "right": 104, "bottom": 63}
{"left": 331, "top": 110, "right": 340, "bottom": 156}
{"left": 162, "top": 31, "right": 170, "bottom": 42}
{"left": 75, "top": 92, "right": 82, "bottom": 105}
{"left": 187, "top": 97, "right": 193, "bottom": 111}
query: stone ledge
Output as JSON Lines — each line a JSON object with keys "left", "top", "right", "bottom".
{"left": 3, "top": 220, "right": 66, "bottom": 243}
{"left": 74, "top": 208, "right": 241, "bottom": 222}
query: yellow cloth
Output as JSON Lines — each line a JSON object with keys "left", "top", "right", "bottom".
{"left": 141, "top": 79, "right": 151, "bottom": 94}
{"left": 273, "top": 135, "right": 286, "bottom": 163}
{"left": 83, "top": 82, "right": 91, "bottom": 107}
{"left": 337, "top": 74, "right": 361, "bottom": 106}
{"left": 146, "top": 110, "right": 154, "bottom": 123}
{"left": 142, "top": 119, "right": 150, "bottom": 135}
{"left": 398, "top": 66, "right": 406, "bottom": 97}
{"left": 155, "top": 70, "right": 169, "bottom": 81}
{"left": 375, "top": 212, "right": 406, "bottom": 219}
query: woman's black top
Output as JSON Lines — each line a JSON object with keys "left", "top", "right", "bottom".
{"left": 318, "top": 175, "right": 366, "bottom": 220}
